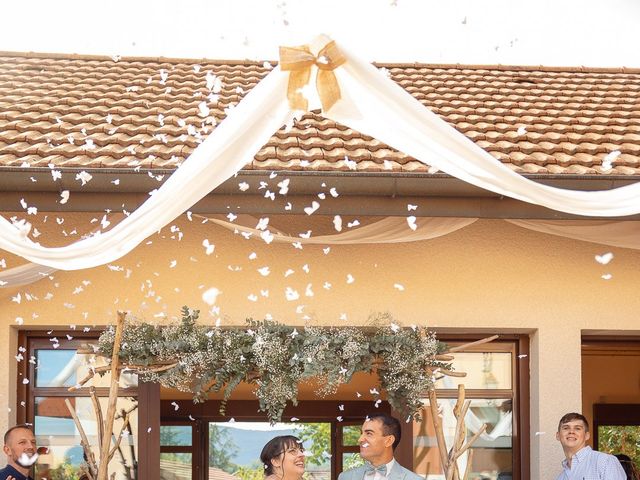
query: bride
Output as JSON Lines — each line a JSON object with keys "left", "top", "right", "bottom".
{"left": 260, "top": 435, "right": 306, "bottom": 480}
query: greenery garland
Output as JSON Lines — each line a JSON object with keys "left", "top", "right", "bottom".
{"left": 98, "top": 307, "right": 451, "bottom": 423}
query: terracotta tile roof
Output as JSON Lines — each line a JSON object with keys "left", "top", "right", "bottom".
{"left": 1, "top": 51, "right": 640, "bottom": 176}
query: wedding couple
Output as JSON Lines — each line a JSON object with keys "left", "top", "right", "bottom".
{"left": 261, "top": 413, "right": 422, "bottom": 480}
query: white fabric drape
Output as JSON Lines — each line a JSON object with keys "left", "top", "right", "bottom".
{"left": 3, "top": 215, "right": 640, "bottom": 288}
{"left": 0, "top": 262, "right": 56, "bottom": 287}
{"left": 506, "top": 219, "right": 640, "bottom": 249}
{"left": 326, "top": 41, "right": 640, "bottom": 217}
{"left": 0, "top": 68, "right": 292, "bottom": 270}
{"left": 207, "top": 216, "right": 477, "bottom": 244}
{"left": 1, "top": 36, "right": 639, "bottom": 272}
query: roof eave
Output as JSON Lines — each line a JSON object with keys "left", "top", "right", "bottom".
{"left": 1, "top": 168, "right": 639, "bottom": 220}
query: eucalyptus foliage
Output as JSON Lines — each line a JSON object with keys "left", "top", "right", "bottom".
{"left": 98, "top": 307, "right": 450, "bottom": 423}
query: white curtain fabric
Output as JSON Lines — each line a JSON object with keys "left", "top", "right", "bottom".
{"left": 1, "top": 36, "right": 639, "bottom": 272}
{"left": 207, "top": 215, "right": 477, "bottom": 244}
{"left": 327, "top": 41, "right": 640, "bottom": 217}
{"left": 2, "top": 215, "right": 640, "bottom": 288}
{"left": 0, "top": 69, "right": 292, "bottom": 270}
{"left": 506, "top": 219, "right": 640, "bottom": 249}
{"left": 0, "top": 262, "right": 56, "bottom": 287}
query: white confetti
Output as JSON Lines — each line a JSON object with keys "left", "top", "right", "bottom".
{"left": 59, "top": 190, "right": 70, "bottom": 204}
{"left": 277, "top": 178, "right": 290, "bottom": 195}
{"left": 304, "top": 201, "right": 320, "bottom": 215}
{"left": 407, "top": 216, "right": 417, "bottom": 231}
{"left": 202, "top": 287, "right": 221, "bottom": 305}
{"left": 346, "top": 274, "right": 355, "bottom": 284}
{"left": 333, "top": 215, "right": 342, "bottom": 232}
{"left": 256, "top": 217, "right": 269, "bottom": 230}
{"left": 75, "top": 171, "right": 93, "bottom": 186}
{"left": 393, "top": 283, "right": 405, "bottom": 291}
{"left": 407, "top": 204, "right": 418, "bottom": 211}
{"left": 238, "top": 182, "right": 250, "bottom": 192}
{"left": 601, "top": 273, "right": 612, "bottom": 280}
{"left": 198, "top": 101, "right": 210, "bottom": 118}
{"left": 516, "top": 125, "right": 527, "bottom": 136}
{"left": 258, "top": 266, "right": 271, "bottom": 276}
{"left": 202, "top": 239, "right": 215, "bottom": 255}
{"left": 602, "top": 150, "right": 621, "bottom": 171}
{"left": 595, "top": 252, "right": 613, "bottom": 265}
{"left": 343, "top": 155, "right": 357, "bottom": 170}
{"left": 17, "top": 453, "right": 38, "bottom": 466}
{"left": 22, "top": 378, "right": 29, "bottom": 385}
{"left": 285, "top": 287, "right": 300, "bottom": 301}
{"left": 260, "top": 230, "right": 274, "bottom": 244}
{"left": 329, "top": 187, "right": 339, "bottom": 198}
{"left": 247, "top": 294, "right": 258, "bottom": 302}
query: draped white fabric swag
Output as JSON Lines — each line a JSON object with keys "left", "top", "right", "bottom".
{"left": 3, "top": 216, "right": 638, "bottom": 288}
{"left": 1, "top": 36, "right": 639, "bottom": 273}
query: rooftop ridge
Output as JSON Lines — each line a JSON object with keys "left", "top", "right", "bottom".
{"left": 1, "top": 50, "right": 639, "bottom": 75}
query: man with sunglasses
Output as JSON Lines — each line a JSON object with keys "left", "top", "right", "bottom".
{"left": 339, "top": 413, "right": 422, "bottom": 480}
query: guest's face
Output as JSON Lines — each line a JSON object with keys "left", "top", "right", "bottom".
{"left": 358, "top": 418, "right": 394, "bottom": 463}
{"left": 3, "top": 428, "right": 37, "bottom": 467}
{"left": 272, "top": 442, "right": 305, "bottom": 478}
{"left": 556, "top": 419, "right": 590, "bottom": 453}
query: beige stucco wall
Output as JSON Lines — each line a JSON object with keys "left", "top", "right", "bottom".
{"left": 2, "top": 214, "right": 639, "bottom": 479}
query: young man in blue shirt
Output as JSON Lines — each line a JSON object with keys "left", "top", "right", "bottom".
{"left": 556, "top": 412, "right": 626, "bottom": 480}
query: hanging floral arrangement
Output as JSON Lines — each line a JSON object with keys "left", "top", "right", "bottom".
{"left": 97, "top": 307, "right": 452, "bottom": 423}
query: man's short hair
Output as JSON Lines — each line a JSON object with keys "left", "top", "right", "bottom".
{"left": 557, "top": 412, "right": 589, "bottom": 432}
{"left": 4, "top": 424, "right": 34, "bottom": 445}
{"left": 368, "top": 413, "right": 402, "bottom": 450}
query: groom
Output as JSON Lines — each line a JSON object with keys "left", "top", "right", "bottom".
{"left": 339, "top": 413, "right": 423, "bottom": 480}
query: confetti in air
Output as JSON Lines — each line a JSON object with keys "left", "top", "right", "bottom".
{"left": 202, "top": 287, "right": 221, "bottom": 305}
{"left": 595, "top": 252, "right": 613, "bottom": 265}
{"left": 602, "top": 150, "right": 621, "bottom": 171}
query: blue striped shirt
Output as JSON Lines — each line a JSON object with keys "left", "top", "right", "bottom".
{"left": 556, "top": 446, "right": 626, "bottom": 480}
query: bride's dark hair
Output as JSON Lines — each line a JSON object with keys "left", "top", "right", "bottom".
{"left": 260, "top": 435, "right": 302, "bottom": 476}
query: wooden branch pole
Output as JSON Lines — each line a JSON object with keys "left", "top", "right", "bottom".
{"left": 65, "top": 398, "right": 97, "bottom": 480}
{"left": 96, "top": 311, "right": 126, "bottom": 480}
{"left": 427, "top": 335, "right": 498, "bottom": 480}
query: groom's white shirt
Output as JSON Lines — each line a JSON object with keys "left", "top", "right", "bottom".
{"left": 338, "top": 459, "right": 423, "bottom": 480}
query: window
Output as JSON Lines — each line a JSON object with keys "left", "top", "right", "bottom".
{"left": 18, "top": 333, "right": 138, "bottom": 480}
{"left": 412, "top": 336, "right": 529, "bottom": 480}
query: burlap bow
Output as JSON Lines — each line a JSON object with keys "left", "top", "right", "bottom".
{"left": 279, "top": 40, "right": 346, "bottom": 112}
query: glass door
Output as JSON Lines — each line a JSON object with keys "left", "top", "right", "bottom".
{"left": 207, "top": 421, "right": 332, "bottom": 480}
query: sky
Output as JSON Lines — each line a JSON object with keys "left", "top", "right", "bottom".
{"left": 2, "top": 0, "right": 640, "bottom": 67}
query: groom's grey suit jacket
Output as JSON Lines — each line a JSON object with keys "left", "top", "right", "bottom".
{"left": 338, "top": 461, "right": 424, "bottom": 480}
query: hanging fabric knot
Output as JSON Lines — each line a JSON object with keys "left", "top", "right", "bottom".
{"left": 279, "top": 39, "right": 346, "bottom": 113}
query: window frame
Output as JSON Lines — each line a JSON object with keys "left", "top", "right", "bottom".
{"left": 16, "top": 330, "right": 139, "bottom": 479}
{"left": 423, "top": 334, "right": 529, "bottom": 480}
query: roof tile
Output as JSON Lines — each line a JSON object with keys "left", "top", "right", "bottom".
{"left": 1, "top": 52, "right": 640, "bottom": 176}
